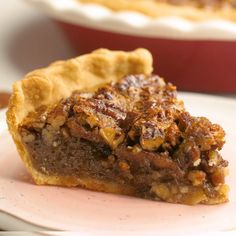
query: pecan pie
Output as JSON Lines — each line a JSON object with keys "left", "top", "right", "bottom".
{"left": 79, "top": 0, "right": 236, "bottom": 21}
{"left": 7, "top": 49, "right": 229, "bottom": 205}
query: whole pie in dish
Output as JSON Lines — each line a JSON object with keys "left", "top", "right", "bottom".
{"left": 79, "top": 0, "right": 236, "bottom": 21}
{"left": 7, "top": 48, "right": 229, "bottom": 205}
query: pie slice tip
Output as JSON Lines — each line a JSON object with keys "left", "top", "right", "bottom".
{"left": 6, "top": 48, "right": 153, "bottom": 189}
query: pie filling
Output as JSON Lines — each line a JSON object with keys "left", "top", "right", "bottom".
{"left": 19, "top": 74, "right": 228, "bottom": 204}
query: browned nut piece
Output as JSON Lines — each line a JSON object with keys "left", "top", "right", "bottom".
{"left": 118, "top": 161, "right": 130, "bottom": 172}
{"left": 208, "top": 150, "right": 219, "bottom": 166}
{"left": 188, "top": 170, "right": 206, "bottom": 186}
{"left": 100, "top": 127, "right": 125, "bottom": 149}
{"left": 151, "top": 183, "right": 171, "bottom": 201}
{"left": 47, "top": 115, "right": 66, "bottom": 129}
{"left": 210, "top": 168, "right": 225, "bottom": 186}
{"left": 140, "top": 125, "right": 164, "bottom": 151}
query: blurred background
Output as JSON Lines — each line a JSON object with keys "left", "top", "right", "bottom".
{"left": 1, "top": 0, "right": 236, "bottom": 110}
{"left": 0, "top": 0, "right": 75, "bottom": 109}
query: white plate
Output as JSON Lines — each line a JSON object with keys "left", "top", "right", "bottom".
{"left": 0, "top": 93, "right": 236, "bottom": 235}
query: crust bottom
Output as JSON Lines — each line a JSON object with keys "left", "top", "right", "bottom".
{"left": 28, "top": 167, "right": 229, "bottom": 205}
{"left": 30, "top": 168, "right": 136, "bottom": 196}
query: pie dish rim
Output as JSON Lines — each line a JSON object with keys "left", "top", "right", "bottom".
{"left": 26, "top": 0, "right": 236, "bottom": 40}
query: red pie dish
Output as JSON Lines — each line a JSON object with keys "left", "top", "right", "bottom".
{"left": 27, "top": 0, "right": 236, "bottom": 92}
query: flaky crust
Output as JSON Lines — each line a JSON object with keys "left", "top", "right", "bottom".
{"left": 6, "top": 48, "right": 153, "bottom": 189}
{"left": 79, "top": 0, "right": 236, "bottom": 21}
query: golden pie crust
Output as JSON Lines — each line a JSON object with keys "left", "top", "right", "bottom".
{"left": 79, "top": 0, "right": 236, "bottom": 21}
{"left": 6, "top": 48, "right": 152, "bottom": 193}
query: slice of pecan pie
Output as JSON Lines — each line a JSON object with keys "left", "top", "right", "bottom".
{"left": 7, "top": 49, "right": 228, "bottom": 205}
{"left": 79, "top": 0, "right": 236, "bottom": 21}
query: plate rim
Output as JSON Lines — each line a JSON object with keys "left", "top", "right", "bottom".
{"left": 0, "top": 93, "right": 236, "bottom": 232}
{"left": 0, "top": 210, "right": 53, "bottom": 231}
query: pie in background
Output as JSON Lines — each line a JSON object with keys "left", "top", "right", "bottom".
{"left": 7, "top": 48, "right": 229, "bottom": 205}
{"left": 79, "top": 0, "right": 236, "bottom": 21}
